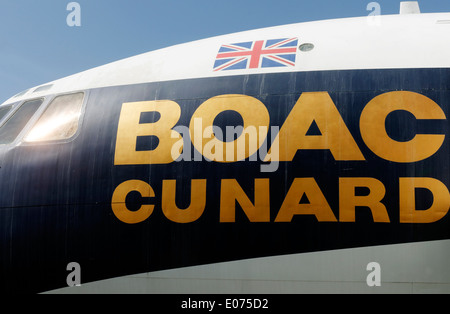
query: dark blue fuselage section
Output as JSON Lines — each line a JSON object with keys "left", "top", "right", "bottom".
{"left": 0, "top": 68, "right": 449, "bottom": 293}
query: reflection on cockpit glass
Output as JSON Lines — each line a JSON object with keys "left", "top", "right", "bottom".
{"left": 0, "top": 99, "right": 43, "bottom": 145}
{"left": 25, "top": 92, "right": 84, "bottom": 142}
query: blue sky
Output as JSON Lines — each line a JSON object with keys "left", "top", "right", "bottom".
{"left": 1, "top": 0, "right": 449, "bottom": 102}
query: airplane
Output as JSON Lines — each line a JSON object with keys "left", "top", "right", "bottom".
{"left": 0, "top": 1, "right": 449, "bottom": 294}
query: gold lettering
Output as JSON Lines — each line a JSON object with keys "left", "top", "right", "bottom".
{"left": 162, "top": 179, "right": 207, "bottom": 223}
{"left": 339, "top": 177, "right": 390, "bottom": 222}
{"left": 400, "top": 177, "right": 450, "bottom": 223}
{"left": 114, "top": 100, "right": 182, "bottom": 165}
{"left": 220, "top": 178, "right": 270, "bottom": 222}
{"left": 360, "top": 91, "right": 446, "bottom": 163}
{"left": 111, "top": 180, "right": 155, "bottom": 224}
{"left": 190, "top": 95, "right": 270, "bottom": 162}
{"left": 266, "top": 92, "right": 365, "bottom": 162}
{"left": 275, "top": 178, "right": 337, "bottom": 222}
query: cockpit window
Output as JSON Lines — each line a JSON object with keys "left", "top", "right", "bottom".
{"left": 25, "top": 92, "right": 84, "bottom": 142}
{"left": 0, "top": 99, "right": 43, "bottom": 145}
{"left": 0, "top": 106, "right": 12, "bottom": 122}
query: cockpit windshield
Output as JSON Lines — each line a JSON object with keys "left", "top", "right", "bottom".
{"left": 0, "top": 91, "right": 85, "bottom": 145}
{"left": 25, "top": 92, "right": 84, "bottom": 142}
{"left": 0, "top": 99, "right": 43, "bottom": 145}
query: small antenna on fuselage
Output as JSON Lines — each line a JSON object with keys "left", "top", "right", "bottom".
{"left": 400, "top": 1, "right": 421, "bottom": 14}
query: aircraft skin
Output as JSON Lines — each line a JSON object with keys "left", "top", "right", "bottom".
{"left": 0, "top": 7, "right": 449, "bottom": 294}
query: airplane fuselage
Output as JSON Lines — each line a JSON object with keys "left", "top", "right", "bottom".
{"left": 1, "top": 11, "right": 449, "bottom": 294}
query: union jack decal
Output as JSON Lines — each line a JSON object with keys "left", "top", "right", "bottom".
{"left": 213, "top": 38, "right": 298, "bottom": 71}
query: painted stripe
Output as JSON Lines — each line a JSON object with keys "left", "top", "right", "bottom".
{"left": 216, "top": 46, "right": 297, "bottom": 59}
{"left": 266, "top": 37, "right": 297, "bottom": 49}
{"left": 213, "top": 57, "right": 247, "bottom": 71}
{"left": 221, "top": 44, "right": 248, "bottom": 51}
